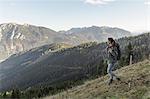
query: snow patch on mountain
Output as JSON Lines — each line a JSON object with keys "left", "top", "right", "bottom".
{"left": 10, "top": 26, "right": 16, "bottom": 40}
{"left": 14, "top": 32, "right": 25, "bottom": 40}
{"left": 0, "top": 24, "right": 7, "bottom": 30}
{"left": 0, "top": 28, "right": 2, "bottom": 42}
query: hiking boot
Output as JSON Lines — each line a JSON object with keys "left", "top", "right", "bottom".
{"left": 116, "top": 77, "right": 121, "bottom": 81}
{"left": 108, "top": 79, "right": 113, "bottom": 85}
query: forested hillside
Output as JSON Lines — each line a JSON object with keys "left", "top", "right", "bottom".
{"left": 0, "top": 33, "right": 149, "bottom": 99}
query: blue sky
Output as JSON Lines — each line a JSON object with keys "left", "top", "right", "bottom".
{"left": 0, "top": 0, "right": 150, "bottom": 32}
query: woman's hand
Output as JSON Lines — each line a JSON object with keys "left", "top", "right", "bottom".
{"left": 108, "top": 48, "right": 113, "bottom": 53}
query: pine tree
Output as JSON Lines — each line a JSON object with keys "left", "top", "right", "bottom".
{"left": 2, "top": 92, "right": 7, "bottom": 98}
{"left": 11, "top": 89, "right": 21, "bottom": 99}
{"left": 119, "top": 42, "right": 133, "bottom": 67}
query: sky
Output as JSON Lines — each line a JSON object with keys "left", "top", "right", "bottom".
{"left": 0, "top": 0, "right": 150, "bottom": 32}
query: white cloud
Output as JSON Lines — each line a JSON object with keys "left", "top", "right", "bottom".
{"left": 85, "top": 0, "right": 115, "bottom": 5}
{"left": 145, "top": 0, "right": 150, "bottom": 5}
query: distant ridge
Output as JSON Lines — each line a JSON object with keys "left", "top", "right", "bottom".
{"left": 0, "top": 23, "right": 131, "bottom": 60}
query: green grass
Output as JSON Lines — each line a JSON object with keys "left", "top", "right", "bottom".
{"left": 43, "top": 60, "right": 150, "bottom": 99}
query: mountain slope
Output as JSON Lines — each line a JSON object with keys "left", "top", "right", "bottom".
{"left": 0, "top": 33, "right": 149, "bottom": 92}
{"left": 44, "top": 60, "right": 150, "bottom": 99}
{"left": 0, "top": 43, "right": 72, "bottom": 71}
{"left": 0, "top": 23, "right": 131, "bottom": 61}
{"left": 0, "top": 23, "right": 72, "bottom": 60}
{"left": 63, "top": 26, "right": 131, "bottom": 43}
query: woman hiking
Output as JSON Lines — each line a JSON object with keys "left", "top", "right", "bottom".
{"left": 106, "top": 38, "right": 121, "bottom": 85}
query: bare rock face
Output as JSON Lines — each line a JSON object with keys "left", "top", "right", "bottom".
{"left": 0, "top": 23, "right": 72, "bottom": 60}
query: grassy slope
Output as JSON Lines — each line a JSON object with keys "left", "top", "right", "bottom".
{"left": 44, "top": 60, "right": 150, "bottom": 99}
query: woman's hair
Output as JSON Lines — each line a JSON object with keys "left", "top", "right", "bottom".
{"left": 108, "top": 38, "right": 116, "bottom": 46}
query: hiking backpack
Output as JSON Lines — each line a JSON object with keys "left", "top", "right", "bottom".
{"left": 116, "top": 43, "right": 121, "bottom": 60}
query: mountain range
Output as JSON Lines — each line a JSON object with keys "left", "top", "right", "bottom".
{"left": 0, "top": 33, "right": 149, "bottom": 92}
{"left": 0, "top": 23, "right": 131, "bottom": 61}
